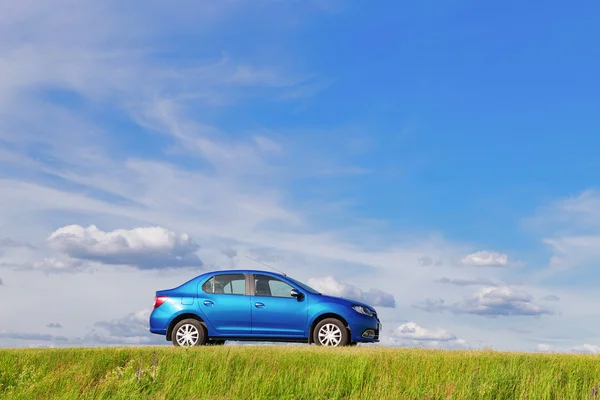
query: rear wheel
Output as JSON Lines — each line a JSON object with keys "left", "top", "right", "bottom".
{"left": 172, "top": 319, "right": 206, "bottom": 347}
{"left": 313, "top": 318, "right": 349, "bottom": 347}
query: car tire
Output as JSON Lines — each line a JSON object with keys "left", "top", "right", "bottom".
{"left": 313, "top": 318, "right": 349, "bottom": 347}
{"left": 172, "top": 319, "right": 206, "bottom": 347}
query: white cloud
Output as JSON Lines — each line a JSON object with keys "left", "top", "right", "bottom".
{"left": 47, "top": 225, "right": 203, "bottom": 269}
{"left": 460, "top": 251, "right": 512, "bottom": 267}
{"left": 416, "top": 286, "right": 553, "bottom": 317}
{"left": 46, "top": 323, "right": 63, "bottom": 329}
{"left": 307, "top": 276, "right": 396, "bottom": 308}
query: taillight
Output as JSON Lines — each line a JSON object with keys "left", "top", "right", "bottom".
{"left": 154, "top": 296, "right": 168, "bottom": 308}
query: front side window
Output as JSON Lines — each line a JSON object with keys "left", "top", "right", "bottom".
{"left": 202, "top": 274, "right": 246, "bottom": 295}
{"left": 254, "top": 274, "right": 295, "bottom": 298}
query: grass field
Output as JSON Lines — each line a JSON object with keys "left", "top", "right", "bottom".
{"left": 1, "top": 345, "right": 600, "bottom": 399}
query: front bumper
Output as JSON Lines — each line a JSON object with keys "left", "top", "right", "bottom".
{"left": 349, "top": 315, "right": 381, "bottom": 343}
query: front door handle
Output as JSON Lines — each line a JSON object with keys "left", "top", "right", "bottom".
{"left": 204, "top": 300, "right": 214, "bottom": 306}
{"left": 254, "top": 302, "right": 265, "bottom": 308}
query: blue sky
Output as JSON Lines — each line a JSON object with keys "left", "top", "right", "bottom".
{"left": 1, "top": 0, "right": 600, "bottom": 351}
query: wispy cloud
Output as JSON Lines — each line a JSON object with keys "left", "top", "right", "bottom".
{"left": 0, "top": 331, "right": 68, "bottom": 342}
{"left": 435, "top": 277, "right": 500, "bottom": 286}
{"left": 528, "top": 190, "right": 600, "bottom": 271}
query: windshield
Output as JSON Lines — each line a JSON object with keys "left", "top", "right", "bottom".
{"left": 286, "top": 276, "right": 321, "bottom": 294}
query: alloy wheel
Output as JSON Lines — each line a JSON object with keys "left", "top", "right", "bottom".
{"left": 318, "top": 323, "right": 343, "bottom": 346}
{"left": 176, "top": 323, "right": 200, "bottom": 346}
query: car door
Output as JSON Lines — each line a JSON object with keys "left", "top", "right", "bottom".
{"left": 250, "top": 274, "right": 308, "bottom": 337}
{"left": 197, "top": 272, "right": 251, "bottom": 334}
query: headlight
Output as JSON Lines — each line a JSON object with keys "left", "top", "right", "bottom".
{"left": 352, "top": 305, "right": 374, "bottom": 317}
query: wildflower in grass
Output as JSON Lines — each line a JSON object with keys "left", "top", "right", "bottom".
{"left": 151, "top": 350, "right": 159, "bottom": 379}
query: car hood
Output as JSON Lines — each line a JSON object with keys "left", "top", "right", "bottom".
{"left": 316, "top": 294, "right": 375, "bottom": 311}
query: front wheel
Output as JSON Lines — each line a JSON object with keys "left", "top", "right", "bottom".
{"left": 313, "top": 318, "right": 349, "bottom": 347}
{"left": 172, "top": 319, "right": 206, "bottom": 347}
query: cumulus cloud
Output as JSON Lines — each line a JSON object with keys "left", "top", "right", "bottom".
{"left": 384, "top": 322, "right": 468, "bottom": 350}
{"left": 80, "top": 309, "right": 164, "bottom": 345}
{"left": 46, "top": 323, "right": 63, "bottom": 329}
{"left": 435, "top": 277, "right": 500, "bottom": 286}
{"left": 460, "top": 251, "right": 515, "bottom": 268}
{"left": 307, "top": 276, "right": 396, "bottom": 308}
{"left": 537, "top": 343, "right": 600, "bottom": 354}
{"left": 47, "top": 225, "right": 203, "bottom": 269}
{"left": 415, "top": 286, "right": 553, "bottom": 317}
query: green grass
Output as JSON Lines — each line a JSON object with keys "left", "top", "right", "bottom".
{"left": 1, "top": 346, "right": 600, "bottom": 399}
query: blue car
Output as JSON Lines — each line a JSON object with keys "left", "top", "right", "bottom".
{"left": 149, "top": 269, "right": 381, "bottom": 347}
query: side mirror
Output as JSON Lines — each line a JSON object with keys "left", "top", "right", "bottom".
{"left": 290, "top": 289, "right": 304, "bottom": 299}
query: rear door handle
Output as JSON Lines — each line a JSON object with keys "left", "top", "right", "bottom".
{"left": 204, "top": 300, "right": 214, "bottom": 306}
{"left": 254, "top": 302, "right": 265, "bottom": 308}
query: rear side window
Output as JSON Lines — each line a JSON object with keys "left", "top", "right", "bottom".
{"left": 202, "top": 274, "right": 246, "bottom": 295}
{"left": 201, "top": 277, "right": 214, "bottom": 293}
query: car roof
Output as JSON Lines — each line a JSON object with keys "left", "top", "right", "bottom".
{"left": 200, "top": 269, "right": 287, "bottom": 277}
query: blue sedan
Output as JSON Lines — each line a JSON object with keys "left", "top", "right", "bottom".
{"left": 149, "top": 269, "right": 381, "bottom": 347}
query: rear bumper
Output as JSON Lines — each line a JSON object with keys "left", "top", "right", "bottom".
{"left": 149, "top": 306, "right": 172, "bottom": 336}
